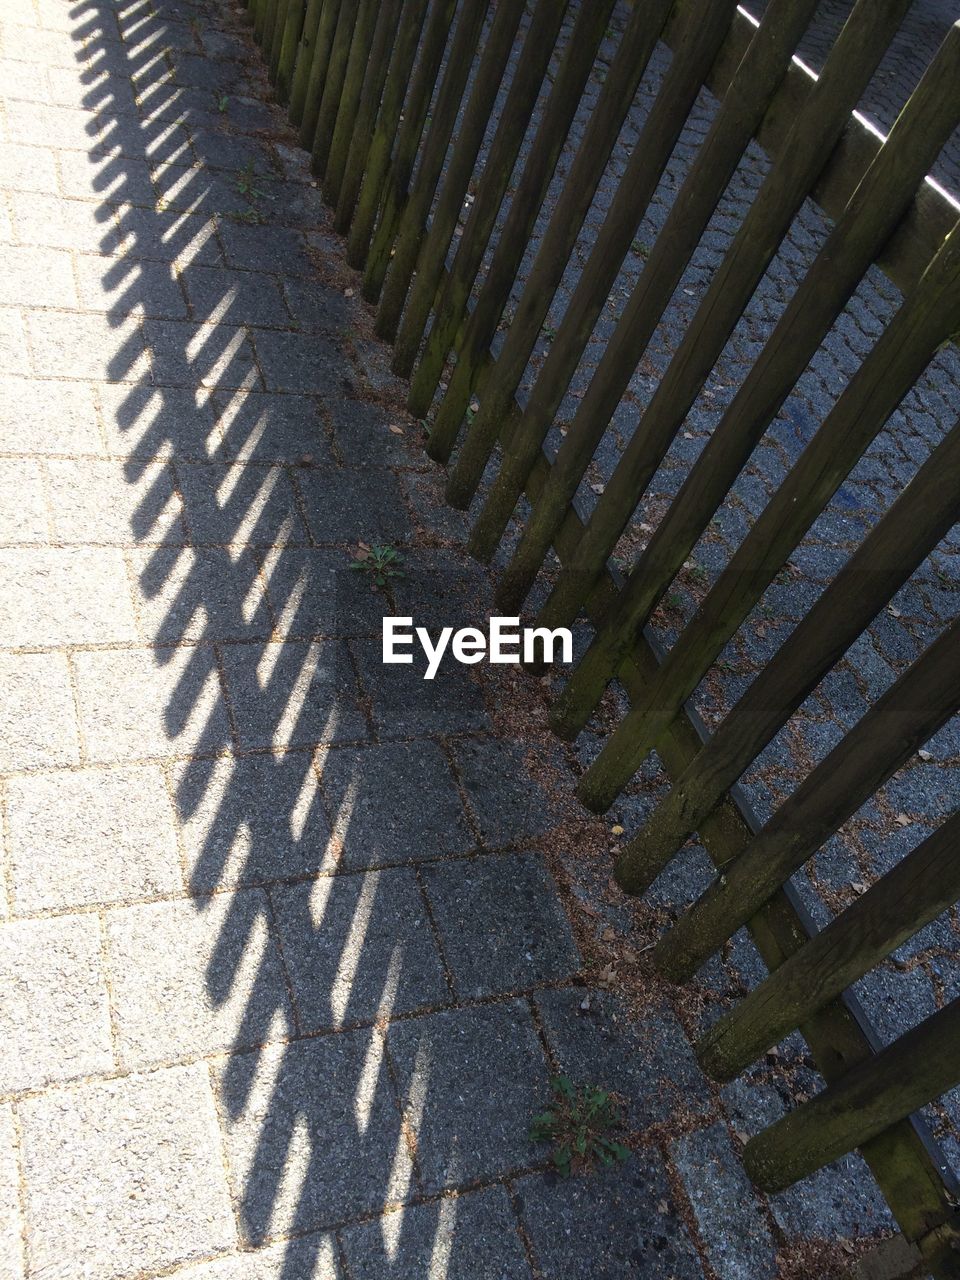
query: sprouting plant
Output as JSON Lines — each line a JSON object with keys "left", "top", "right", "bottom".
{"left": 235, "top": 161, "right": 266, "bottom": 201}
{"left": 216, "top": 93, "right": 230, "bottom": 114}
{"left": 228, "top": 207, "right": 266, "bottom": 225}
{"left": 349, "top": 543, "right": 404, "bottom": 590}
{"left": 632, "top": 239, "right": 650, "bottom": 260}
{"left": 543, "top": 324, "right": 557, "bottom": 342}
{"left": 529, "top": 1076, "right": 630, "bottom": 1177}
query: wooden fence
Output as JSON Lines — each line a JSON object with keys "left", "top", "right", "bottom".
{"left": 238, "top": 0, "right": 960, "bottom": 1271}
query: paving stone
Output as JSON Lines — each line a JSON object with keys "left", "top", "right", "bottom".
{"left": 0, "top": 1105, "right": 24, "bottom": 1280}
{"left": 176, "top": 460, "right": 308, "bottom": 546}
{"left": 0, "top": 244, "right": 77, "bottom": 308}
{"left": 423, "top": 853, "right": 578, "bottom": 998}
{"left": 19, "top": 1066, "right": 236, "bottom": 1279}
{"left": 74, "top": 250, "right": 189, "bottom": 319}
{"left": 0, "top": 309, "right": 31, "bottom": 377}
{"left": 159, "top": 1237, "right": 343, "bottom": 1280}
{"left": 95, "top": 382, "right": 215, "bottom": 459}
{"left": 0, "top": 546, "right": 137, "bottom": 645}
{"left": 25, "top": 309, "right": 151, "bottom": 381}
{"left": 6, "top": 764, "right": 181, "bottom": 912}
{"left": 0, "top": 375, "right": 102, "bottom": 454}
{"left": 272, "top": 869, "right": 449, "bottom": 1031}
{"left": 535, "top": 989, "right": 711, "bottom": 1130}
{"left": 341, "top": 1185, "right": 532, "bottom": 1280}
{"left": 0, "top": 458, "right": 48, "bottom": 545}
{"left": 388, "top": 1001, "right": 550, "bottom": 1193}
{"left": 252, "top": 329, "right": 342, "bottom": 394}
{"left": 671, "top": 1123, "right": 777, "bottom": 1280}
{"left": 282, "top": 277, "right": 352, "bottom": 333}
{"left": 211, "top": 390, "right": 335, "bottom": 465}
{"left": 296, "top": 465, "right": 410, "bottom": 544}
{"left": 318, "top": 741, "right": 473, "bottom": 869}
{"left": 105, "top": 890, "right": 293, "bottom": 1066}
{"left": 328, "top": 398, "right": 427, "bottom": 469}
{"left": 218, "top": 221, "right": 310, "bottom": 275}
{"left": 0, "top": 914, "right": 113, "bottom": 1093}
{"left": 129, "top": 544, "right": 271, "bottom": 643}
{"left": 145, "top": 318, "right": 262, "bottom": 389}
{"left": 117, "top": 207, "right": 222, "bottom": 266}
{"left": 45, "top": 457, "right": 186, "bottom": 544}
{"left": 259, "top": 546, "right": 395, "bottom": 639}
{"left": 57, "top": 149, "right": 154, "bottom": 205}
{"left": 0, "top": 651, "right": 80, "bottom": 771}
{"left": 182, "top": 263, "right": 291, "bottom": 328}
{"left": 9, "top": 189, "right": 121, "bottom": 253}
{"left": 517, "top": 1158, "right": 705, "bottom": 1280}
{"left": 450, "top": 738, "right": 560, "bottom": 847}
{"left": 221, "top": 638, "right": 368, "bottom": 750}
{"left": 352, "top": 637, "right": 491, "bottom": 739}
{"left": 174, "top": 750, "right": 334, "bottom": 891}
{"left": 214, "top": 1031, "right": 412, "bottom": 1242}
{"left": 0, "top": 140, "right": 59, "bottom": 193}
{"left": 388, "top": 548, "right": 494, "bottom": 635}
{"left": 4, "top": 100, "right": 103, "bottom": 152}
{"left": 73, "top": 644, "right": 233, "bottom": 762}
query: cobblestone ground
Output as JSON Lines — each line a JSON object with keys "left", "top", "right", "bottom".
{"left": 0, "top": 1, "right": 955, "bottom": 1279}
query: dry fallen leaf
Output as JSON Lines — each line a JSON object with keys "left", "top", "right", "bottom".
{"left": 344, "top": 286, "right": 355, "bottom": 297}
{"left": 610, "top": 823, "right": 624, "bottom": 836}
{"left": 894, "top": 813, "right": 911, "bottom": 827}
{"left": 388, "top": 424, "right": 404, "bottom": 435}
{"left": 918, "top": 749, "right": 934, "bottom": 762}
{"left": 590, "top": 482, "right": 605, "bottom": 494}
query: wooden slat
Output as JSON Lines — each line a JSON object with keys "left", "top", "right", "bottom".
{"left": 322, "top": 0, "right": 382, "bottom": 202}
{"left": 297, "top": 0, "right": 343, "bottom": 148}
{"left": 485, "top": 0, "right": 824, "bottom": 605}
{"left": 699, "top": 811, "right": 960, "bottom": 1081}
{"left": 288, "top": 0, "right": 328, "bottom": 128}
{"left": 657, "top": 604, "right": 960, "bottom": 979}
{"left": 393, "top": 0, "right": 568, "bottom": 386}
{"left": 373, "top": 0, "right": 526, "bottom": 343}
{"left": 364, "top": 0, "right": 492, "bottom": 311}
{"left": 441, "top": 0, "right": 681, "bottom": 509}
{"left": 345, "top": 0, "right": 432, "bottom": 268}
{"left": 549, "top": 22, "right": 960, "bottom": 739}
{"left": 333, "top": 0, "right": 405, "bottom": 232}
{"left": 525, "top": 0, "right": 915, "bottom": 641}
{"left": 422, "top": 0, "right": 620, "bottom": 463}
{"left": 579, "top": 215, "right": 960, "bottom": 819}
{"left": 275, "top": 0, "right": 306, "bottom": 104}
{"left": 745, "top": 995, "right": 960, "bottom": 1193}
{"left": 309, "top": 0, "right": 361, "bottom": 176}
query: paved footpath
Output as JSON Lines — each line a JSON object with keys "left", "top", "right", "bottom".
{"left": 0, "top": 1, "right": 920, "bottom": 1278}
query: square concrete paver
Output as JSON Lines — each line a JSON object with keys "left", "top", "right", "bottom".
{"left": 158, "top": 1236, "right": 342, "bottom": 1279}
{"left": 6, "top": 764, "right": 181, "bottom": 912}
{"left": 318, "top": 741, "right": 474, "bottom": 869}
{"left": 0, "top": 459, "right": 48, "bottom": 545}
{"left": 0, "top": 1104, "right": 24, "bottom": 1280}
{"left": 272, "top": 870, "right": 450, "bottom": 1031}
{"left": 214, "top": 1032, "right": 412, "bottom": 1242}
{"left": 0, "top": 546, "right": 138, "bottom": 646}
{"left": 387, "top": 1001, "right": 550, "bottom": 1194}
{"left": 175, "top": 751, "right": 335, "bottom": 891}
{"left": 222, "top": 639, "right": 368, "bottom": 750}
{"left": 534, "top": 989, "right": 712, "bottom": 1130}
{"left": 0, "top": 651, "right": 81, "bottom": 772}
{"left": 516, "top": 1158, "right": 705, "bottom": 1280}
{"left": 422, "top": 853, "right": 579, "bottom": 998}
{"left": 0, "top": 914, "right": 113, "bottom": 1094}
{"left": 212, "top": 390, "right": 336, "bottom": 467}
{"left": 18, "top": 1066, "right": 236, "bottom": 1280}
{"left": 73, "top": 644, "right": 232, "bottom": 761}
{"left": 44, "top": 457, "right": 186, "bottom": 545}
{"left": 176, "top": 460, "right": 308, "bottom": 547}
{"left": 451, "top": 738, "right": 561, "bottom": 847}
{"left": 104, "top": 891, "right": 293, "bottom": 1067}
{"left": 341, "top": 1186, "right": 532, "bottom": 1280}
{"left": 129, "top": 544, "right": 272, "bottom": 644}
{"left": 0, "top": 375, "right": 102, "bottom": 455}
{"left": 352, "top": 638, "right": 491, "bottom": 739}
{"left": 296, "top": 466, "right": 411, "bottom": 544}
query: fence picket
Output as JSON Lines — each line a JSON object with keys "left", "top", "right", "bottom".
{"left": 549, "top": 23, "right": 960, "bottom": 739}
{"left": 580, "top": 217, "right": 960, "bottom": 820}
{"left": 297, "top": 0, "right": 342, "bottom": 147}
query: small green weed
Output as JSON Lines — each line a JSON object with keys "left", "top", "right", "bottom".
{"left": 216, "top": 93, "right": 230, "bottom": 114}
{"left": 235, "top": 161, "right": 266, "bottom": 201}
{"left": 350, "top": 543, "right": 404, "bottom": 590}
{"left": 529, "top": 1076, "right": 630, "bottom": 1177}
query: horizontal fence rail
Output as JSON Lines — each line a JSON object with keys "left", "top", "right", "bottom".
{"left": 239, "top": 0, "right": 960, "bottom": 1271}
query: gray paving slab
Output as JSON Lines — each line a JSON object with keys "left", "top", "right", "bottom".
{"left": 317, "top": 740, "right": 474, "bottom": 870}
{"left": 0, "top": 1104, "right": 24, "bottom": 1280}
{"left": 422, "top": 852, "right": 580, "bottom": 998}
{"left": 0, "top": 545, "right": 138, "bottom": 645}
{"left": 18, "top": 1066, "right": 236, "bottom": 1280}
{"left": 6, "top": 763, "right": 181, "bottom": 912}
{"left": 214, "top": 1032, "right": 413, "bottom": 1242}
{"left": 340, "top": 1186, "right": 533, "bottom": 1280}
{"left": 271, "top": 869, "right": 450, "bottom": 1030}
{"left": 387, "top": 1001, "right": 551, "bottom": 1194}
{"left": 517, "top": 1158, "right": 706, "bottom": 1280}
{"left": 0, "top": 914, "right": 114, "bottom": 1094}
{"left": 104, "top": 890, "right": 293, "bottom": 1067}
